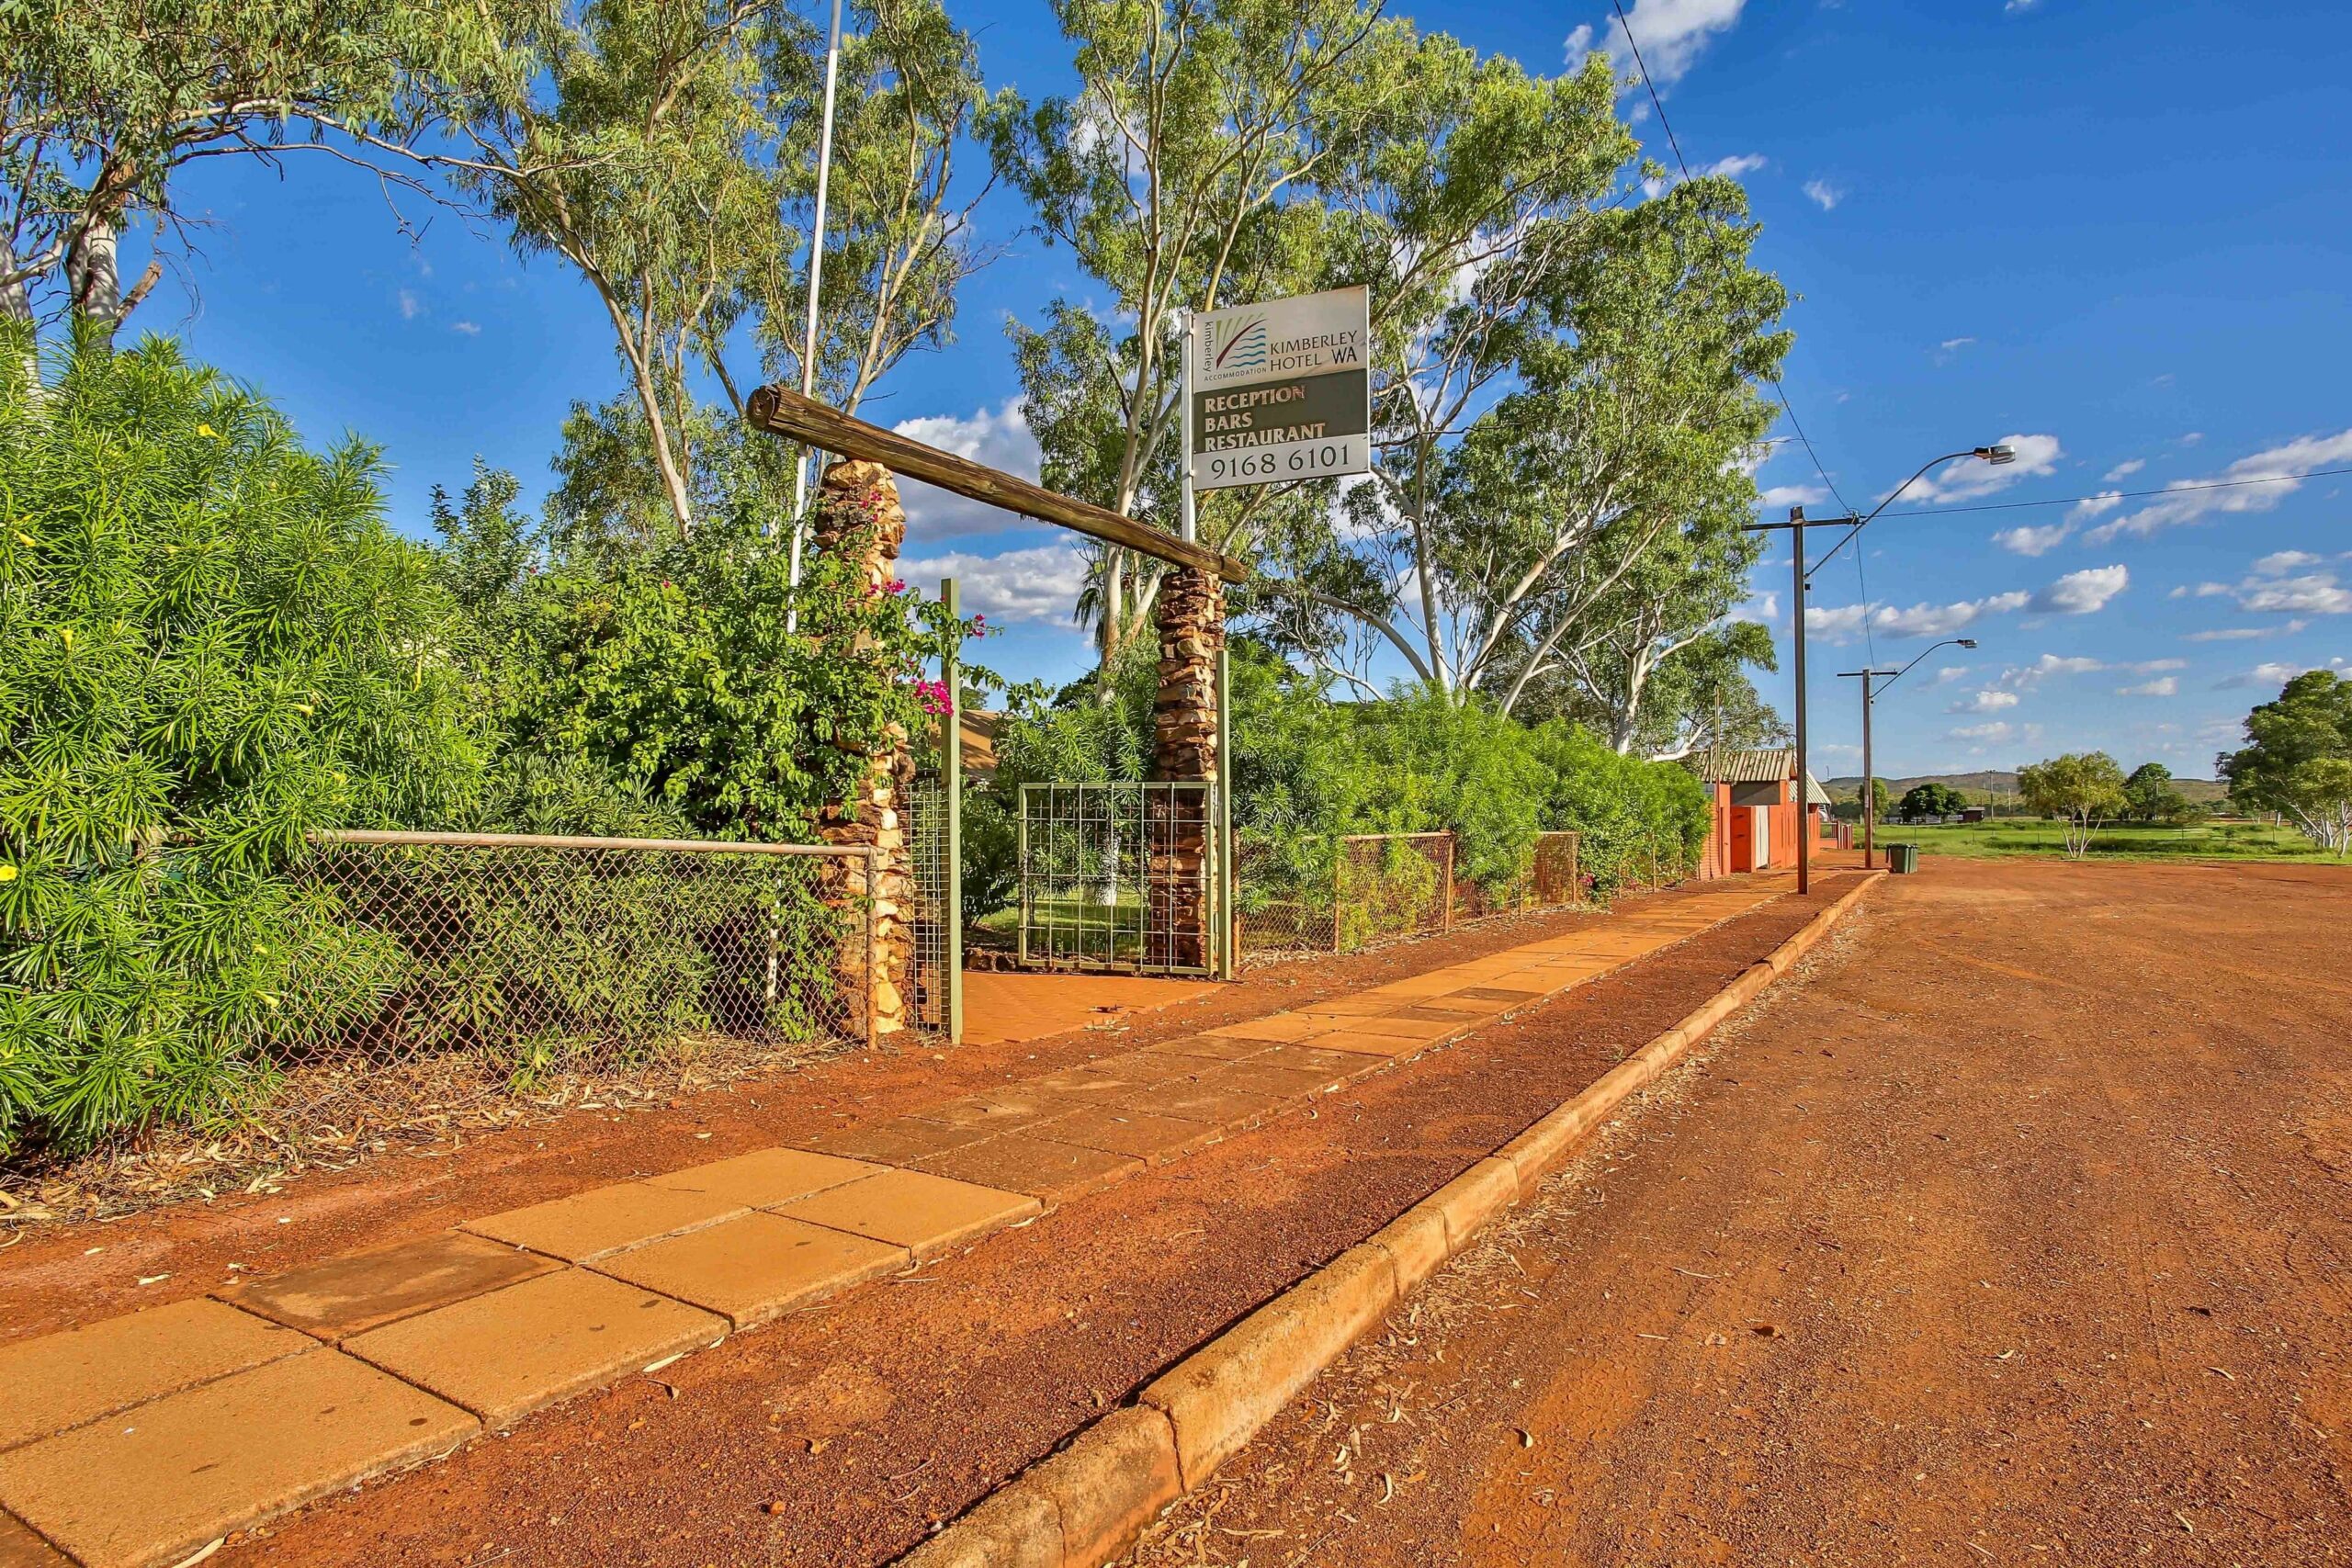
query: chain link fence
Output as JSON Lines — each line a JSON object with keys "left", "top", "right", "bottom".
{"left": 1233, "top": 830, "right": 1583, "bottom": 963}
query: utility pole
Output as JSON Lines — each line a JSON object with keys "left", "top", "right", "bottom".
{"left": 1743, "top": 506, "right": 1811, "bottom": 895}
{"left": 1838, "top": 636, "right": 1976, "bottom": 872}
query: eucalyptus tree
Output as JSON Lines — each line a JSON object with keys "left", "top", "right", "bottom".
{"left": 1263, "top": 169, "right": 1786, "bottom": 718}
{"left": 988, "top": 0, "right": 1400, "bottom": 662}
{"left": 0, "top": 0, "right": 532, "bottom": 352}
{"left": 396, "top": 0, "right": 992, "bottom": 542}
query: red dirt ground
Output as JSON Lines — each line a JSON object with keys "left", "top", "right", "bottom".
{"left": 0, "top": 875, "right": 1860, "bottom": 1568}
{"left": 1124, "top": 856, "right": 2352, "bottom": 1568}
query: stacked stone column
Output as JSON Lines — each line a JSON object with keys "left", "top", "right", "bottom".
{"left": 1148, "top": 566, "right": 1225, "bottom": 970}
{"left": 812, "top": 458, "right": 913, "bottom": 1036}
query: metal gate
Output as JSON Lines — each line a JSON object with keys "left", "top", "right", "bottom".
{"left": 1017, "top": 782, "right": 1220, "bottom": 975}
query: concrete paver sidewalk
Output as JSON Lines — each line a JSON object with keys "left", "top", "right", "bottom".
{"left": 0, "top": 878, "right": 1787, "bottom": 1568}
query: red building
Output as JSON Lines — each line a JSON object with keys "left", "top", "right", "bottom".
{"left": 1697, "top": 749, "right": 1831, "bottom": 877}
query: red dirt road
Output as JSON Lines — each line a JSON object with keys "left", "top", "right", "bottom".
{"left": 1125, "top": 857, "right": 2352, "bottom": 1567}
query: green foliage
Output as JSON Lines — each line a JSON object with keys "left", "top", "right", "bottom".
{"left": 2121, "top": 761, "right": 2199, "bottom": 827}
{"left": 443, "top": 470, "right": 978, "bottom": 841}
{"left": 1898, "top": 782, "right": 1964, "bottom": 822}
{"left": 2218, "top": 670, "right": 2352, "bottom": 855}
{"left": 2017, "top": 752, "right": 2130, "bottom": 859}
{"left": 0, "top": 335, "right": 488, "bottom": 1153}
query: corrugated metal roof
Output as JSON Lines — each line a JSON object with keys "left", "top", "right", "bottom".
{"left": 1804, "top": 771, "right": 1832, "bottom": 807}
{"left": 1704, "top": 748, "right": 1798, "bottom": 784}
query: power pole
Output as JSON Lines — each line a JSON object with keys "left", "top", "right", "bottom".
{"left": 1837, "top": 666, "right": 1899, "bottom": 870}
{"left": 1745, "top": 506, "right": 1812, "bottom": 895}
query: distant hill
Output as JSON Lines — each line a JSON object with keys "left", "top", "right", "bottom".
{"left": 1824, "top": 771, "right": 2228, "bottom": 805}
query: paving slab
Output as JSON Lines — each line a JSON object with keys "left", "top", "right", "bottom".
{"left": 643, "top": 1147, "right": 884, "bottom": 1209}
{"left": 1197, "top": 1015, "right": 1325, "bottom": 1044}
{"left": 910, "top": 1090, "right": 1067, "bottom": 1133}
{"left": 918, "top": 1134, "right": 1144, "bottom": 1203}
{"left": 591, "top": 1213, "right": 908, "bottom": 1330}
{"left": 0, "top": 1349, "right": 474, "bottom": 1568}
{"left": 1156, "top": 1032, "right": 1274, "bottom": 1062}
{"left": 345, "top": 1269, "right": 725, "bottom": 1427}
{"left": 1071, "top": 1051, "right": 1205, "bottom": 1087}
{"left": 771, "top": 1169, "right": 1038, "bottom": 1258}
{"left": 0, "top": 1298, "right": 309, "bottom": 1453}
{"left": 1031, "top": 1107, "right": 1224, "bottom": 1166}
{"left": 1296, "top": 1027, "right": 1420, "bottom": 1058}
{"left": 1246, "top": 1043, "right": 1386, "bottom": 1086}
{"left": 1114, "top": 1080, "right": 1288, "bottom": 1129}
{"left": 1196, "top": 1060, "right": 1344, "bottom": 1100}
{"left": 0, "top": 1510, "right": 67, "bottom": 1567}
{"left": 1334, "top": 1013, "right": 1463, "bottom": 1043}
{"left": 221, "top": 1231, "right": 564, "bottom": 1343}
{"left": 460, "top": 1181, "right": 746, "bottom": 1263}
{"left": 811, "top": 1115, "right": 1000, "bottom": 1164}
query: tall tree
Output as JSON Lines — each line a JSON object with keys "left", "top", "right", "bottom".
{"left": 1, "top": 0, "right": 534, "bottom": 349}
{"left": 1264, "top": 172, "right": 1787, "bottom": 716}
{"left": 987, "top": 0, "right": 1399, "bottom": 661}
{"left": 2219, "top": 670, "right": 2352, "bottom": 855}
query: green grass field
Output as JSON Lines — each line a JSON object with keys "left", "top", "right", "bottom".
{"left": 1870, "top": 818, "right": 2339, "bottom": 863}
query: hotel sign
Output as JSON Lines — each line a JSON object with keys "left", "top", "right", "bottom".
{"left": 1188, "top": 286, "right": 1372, "bottom": 491}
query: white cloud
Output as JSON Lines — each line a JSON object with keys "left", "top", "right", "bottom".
{"left": 2214, "top": 660, "right": 2348, "bottom": 692}
{"left": 2236, "top": 572, "right": 2352, "bottom": 615}
{"left": 2070, "top": 491, "right": 2124, "bottom": 518}
{"left": 1803, "top": 602, "right": 1873, "bottom": 640}
{"left": 2103, "top": 458, "right": 2145, "bottom": 481}
{"left": 1907, "top": 434, "right": 2062, "bottom": 502}
{"left": 2116, "top": 677, "right": 2178, "bottom": 697}
{"left": 2128, "top": 658, "right": 2188, "bottom": 673}
{"left": 1932, "top": 665, "right": 1972, "bottom": 685}
{"left": 450, "top": 320, "right": 481, "bottom": 336}
{"left": 1948, "top": 690, "right": 2019, "bottom": 714}
{"left": 1992, "top": 522, "right": 2072, "bottom": 557}
{"left": 2183, "top": 622, "right": 2305, "bottom": 642}
{"left": 2030, "top": 563, "right": 2130, "bottom": 615}
{"left": 2179, "top": 432, "right": 2204, "bottom": 446}
{"left": 1802, "top": 178, "right": 1843, "bottom": 211}
{"left": 895, "top": 542, "right": 1089, "bottom": 625}
{"left": 1948, "top": 721, "right": 2018, "bottom": 742}
{"left": 1758, "top": 483, "right": 1826, "bottom": 513}
{"left": 1872, "top": 591, "right": 2030, "bottom": 637}
{"left": 1939, "top": 335, "right": 1975, "bottom": 353}
{"left": 889, "top": 400, "right": 1044, "bottom": 543}
{"left": 2086, "top": 428, "right": 2352, "bottom": 544}
{"left": 2005, "top": 0, "right": 2040, "bottom": 11}
{"left": 397, "top": 288, "right": 423, "bottom": 321}
{"left": 2253, "top": 549, "right": 2324, "bottom": 575}
{"left": 1996, "top": 654, "right": 2106, "bottom": 690}
{"left": 1566, "top": 0, "right": 1749, "bottom": 87}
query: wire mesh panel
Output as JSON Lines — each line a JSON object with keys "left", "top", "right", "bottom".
{"left": 1532, "top": 830, "right": 1582, "bottom": 905}
{"left": 1017, "top": 783, "right": 1217, "bottom": 975}
{"left": 274, "top": 833, "right": 878, "bottom": 1127}
{"left": 905, "top": 775, "right": 949, "bottom": 1034}
{"left": 1335, "top": 832, "right": 1453, "bottom": 952}
{"left": 1233, "top": 837, "right": 1340, "bottom": 957}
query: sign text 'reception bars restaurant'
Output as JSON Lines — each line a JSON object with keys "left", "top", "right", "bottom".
{"left": 1188, "top": 286, "right": 1372, "bottom": 491}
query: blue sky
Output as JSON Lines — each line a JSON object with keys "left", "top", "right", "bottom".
{"left": 145, "top": 0, "right": 2348, "bottom": 779}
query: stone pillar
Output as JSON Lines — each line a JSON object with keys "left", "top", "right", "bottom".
{"left": 813, "top": 458, "right": 912, "bottom": 1035}
{"left": 1148, "top": 566, "right": 1224, "bottom": 969}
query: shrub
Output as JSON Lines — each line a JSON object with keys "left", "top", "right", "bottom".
{"left": 0, "top": 336, "right": 489, "bottom": 1154}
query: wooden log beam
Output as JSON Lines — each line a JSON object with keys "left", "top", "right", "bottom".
{"left": 745, "top": 384, "right": 1247, "bottom": 583}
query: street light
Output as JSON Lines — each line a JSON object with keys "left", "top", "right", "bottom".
{"left": 1837, "top": 636, "right": 1979, "bottom": 869}
{"left": 1745, "top": 446, "right": 2010, "bottom": 895}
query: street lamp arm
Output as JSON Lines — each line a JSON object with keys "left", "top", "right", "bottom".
{"left": 1877, "top": 635, "right": 1976, "bottom": 694}
{"left": 1805, "top": 451, "right": 1991, "bottom": 584}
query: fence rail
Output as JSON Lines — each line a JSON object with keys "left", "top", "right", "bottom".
{"left": 1233, "top": 829, "right": 1583, "bottom": 962}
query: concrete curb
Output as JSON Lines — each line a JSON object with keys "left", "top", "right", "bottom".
{"left": 896, "top": 873, "right": 1883, "bottom": 1568}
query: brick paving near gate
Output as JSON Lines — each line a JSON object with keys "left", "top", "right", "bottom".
{"left": 0, "top": 877, "right": 1791, "bottom": 1568}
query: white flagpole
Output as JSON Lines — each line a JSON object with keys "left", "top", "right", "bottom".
{"left": 1178, "top": 309, "right": 1197, "bottom": 545}
{"left": 786, "top": 0, "right": 847, "bottom": 632}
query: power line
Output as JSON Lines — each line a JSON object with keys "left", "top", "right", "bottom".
{"left": 1867, "top": 466, "right": 2352, "bottom": 520}
{"left": 1611, "top": 0, "right": 1691, "bottom": 182}
{"left": 1767, "top": 376, "right": 1860, "bottom": 519}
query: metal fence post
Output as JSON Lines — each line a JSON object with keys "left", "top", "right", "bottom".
{"left": 1016, "top": 785, "right": 1031, "bottom": 968}
{"left": 942, "top": 578, "right": 963, "bottom": 1044}
{"left": 863, "top": 847, "right": 879, "bottom": 1052}
{"left": 1216, "top": 644, "right": 1235, "bottom": 980}
{"left": 1442, "top": 834, "right": 1455, "bottom": 932}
